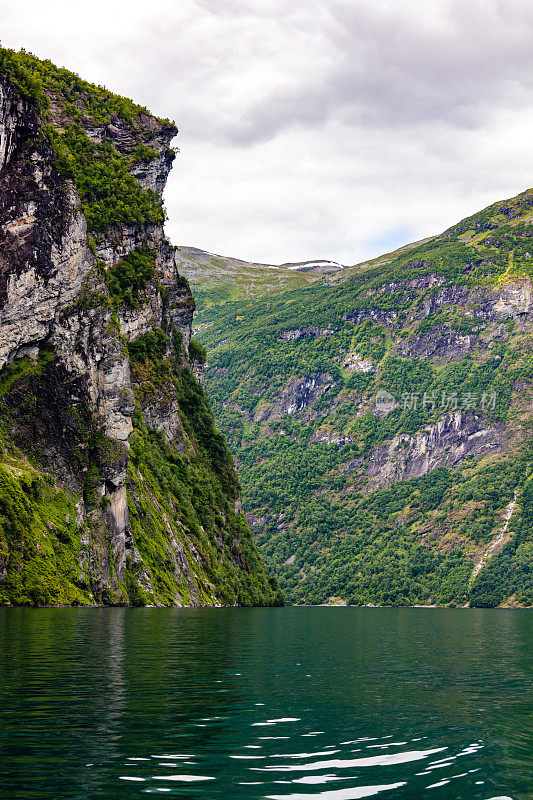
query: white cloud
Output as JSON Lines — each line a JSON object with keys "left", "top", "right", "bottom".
{"left": 1, "top": 0, "right": 533, "bottom": 264}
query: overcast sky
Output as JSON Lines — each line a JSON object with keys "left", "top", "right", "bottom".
{"left": 2, "top": 0, "right": 533, "bottom": 264}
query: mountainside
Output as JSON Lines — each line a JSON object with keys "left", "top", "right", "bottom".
{"left": 197, "top": 188, "right": 533, "bottom": 608}
{"left": 177, "top": 246, "right": 346, "bottom": 316}
{"left": 180, "top": 239, "right": 437, "bottom": 322}
{"left": 0, "top": 48, "right": 282, "bottom": 607}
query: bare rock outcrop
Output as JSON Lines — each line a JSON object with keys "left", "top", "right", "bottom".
{"left": 367, "top": 411, "right": 506, "bottom": 490}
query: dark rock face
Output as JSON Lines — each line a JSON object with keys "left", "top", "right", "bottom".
{"left": 343, "top": 308, "right": 398, "bottom": 326}
{"left": 254, "top": 373, "right": 333, "bottom": 422}
{"left": 396, "top": 328, "right": 480, "bottom": 360}
{"left": 278, "top": 326, "right": 339, "bottom": 341}
{"left": 2, "top": 356, "right": 93, "bottom": 491}
{"left": 0, "top": 79, "right": 69, "bottom": 310}
{"left": 411, "top": 280, "right": 533, "bottom": 324}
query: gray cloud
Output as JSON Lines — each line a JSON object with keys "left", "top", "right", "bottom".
{"left": 112, "top": 0, "right": 533, "bottom": 151}
{"left": 227, "top": 0, "right": 533, "bottom": 145}
{"left": 1, "top": 0, "right": 532, "bottom": 263}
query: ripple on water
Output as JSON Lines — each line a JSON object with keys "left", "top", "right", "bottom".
{"left": 265, "top": 783, "right": 407, "bottom": 800}
{"left": 118, "top": 724, "right": 491, "bottom": 798}
{"left": 259, "top": 736, "right": 290, "bottom": 740}
{"left": 152, "top": 774, "right": 214, "bottom": 782}
{"left": 138, "top": 723, "right": 491, "bottom": 797}
{"left": 238, "top": 730, "right": 493, "bottom": 799}
{"left": 253, "top": 747, "right": 448, "bottom": 772}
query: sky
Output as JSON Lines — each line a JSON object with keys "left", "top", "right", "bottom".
{"left": 1, "top": 0, "right": 533, "bottom": 265}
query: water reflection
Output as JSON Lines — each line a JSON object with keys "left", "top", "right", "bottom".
{"left": 0, "top": 607, "right": 531, "bottom": 799}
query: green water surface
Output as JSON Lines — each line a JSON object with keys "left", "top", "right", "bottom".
{"left": 0, "top": 607, "right": 531, "bottom": 799}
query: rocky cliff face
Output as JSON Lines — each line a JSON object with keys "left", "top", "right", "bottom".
{"left": 0, "top": 49, "right": 281, "bottom": 607}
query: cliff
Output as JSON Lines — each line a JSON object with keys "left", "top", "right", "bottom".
{"left": 0, "top": 48, "right": 282, "bottom": 607}
{"left": 191, "top": 188, "right": 533, "bottom": 608}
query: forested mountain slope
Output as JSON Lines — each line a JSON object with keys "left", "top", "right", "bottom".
{"left": 0, "top": 48, "right": 282, "bottom": 607}
{"left": 196, "top": 188, "right": 533, "bottom": 607}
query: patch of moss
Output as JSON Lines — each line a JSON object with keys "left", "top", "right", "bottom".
{"left": 0, "top": 346, "right": 55, "bottom": 401}
{"left": 128, "top": 327, "right": 170, "bottom": 364}
{"left": 0, "top": 460, "right": 92, "bottom": 606}
{"left": 130, "top": 144, "right": 159, "bottom": 164}
{"left": 188, "top": 338, "right": 207, "bottom": 363}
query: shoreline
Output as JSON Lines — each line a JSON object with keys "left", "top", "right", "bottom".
{"left": 0, "top": 602, "right": 531, "bottom": 610}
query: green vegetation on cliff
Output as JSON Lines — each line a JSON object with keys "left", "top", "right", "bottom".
{"left": 195, "top": 188, "right": 533, "bottom": 607}
{"left": 49, "top": 125, "right": 165, "bottom": 231}
{"left": 127, "top": 371, "right": 280, "bottom": 607}
{"left": 106, "top": 247, "right": 157, "bottom": 308}
{"left": 0, "top": 47, "right": 168, "bottom": 232}
{"left": 0, "top": 459, "right": 88, "bottom": 607}
{"left": 0, "top": 48, "right": 155, "bottom": 122}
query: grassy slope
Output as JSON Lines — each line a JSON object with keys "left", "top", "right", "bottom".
{"left": 176, "top": 247, "right": 316, "bottom": 325}
{"left": 197, "top": 188, "right": 533, "bottom": 607}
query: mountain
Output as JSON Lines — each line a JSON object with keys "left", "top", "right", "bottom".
{"left": 194, "top": 188, "right": 533, "bottom": 608}
{"left": 180, "top": 239, "right": 436, "bottom": 320}
{"left": 0, "top": 48, "right": 282, "bottom": 607}
{"left": 176, "top": 246, "right": 347, "bottom": 317}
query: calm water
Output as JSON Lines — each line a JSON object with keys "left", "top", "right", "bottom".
{"left": 0, "top": 608, "right": 531, "bottom": 800}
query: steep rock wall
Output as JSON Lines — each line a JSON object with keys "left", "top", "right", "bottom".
{"left": 0, "top": 56, "right": 281, "bottom": 607}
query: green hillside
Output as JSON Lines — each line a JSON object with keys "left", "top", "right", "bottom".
{"left": 196, "top": 188, "right": 533, "bottom": 607}
{"left": 176, "top": 247, "right": 319, "bottom": 320}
